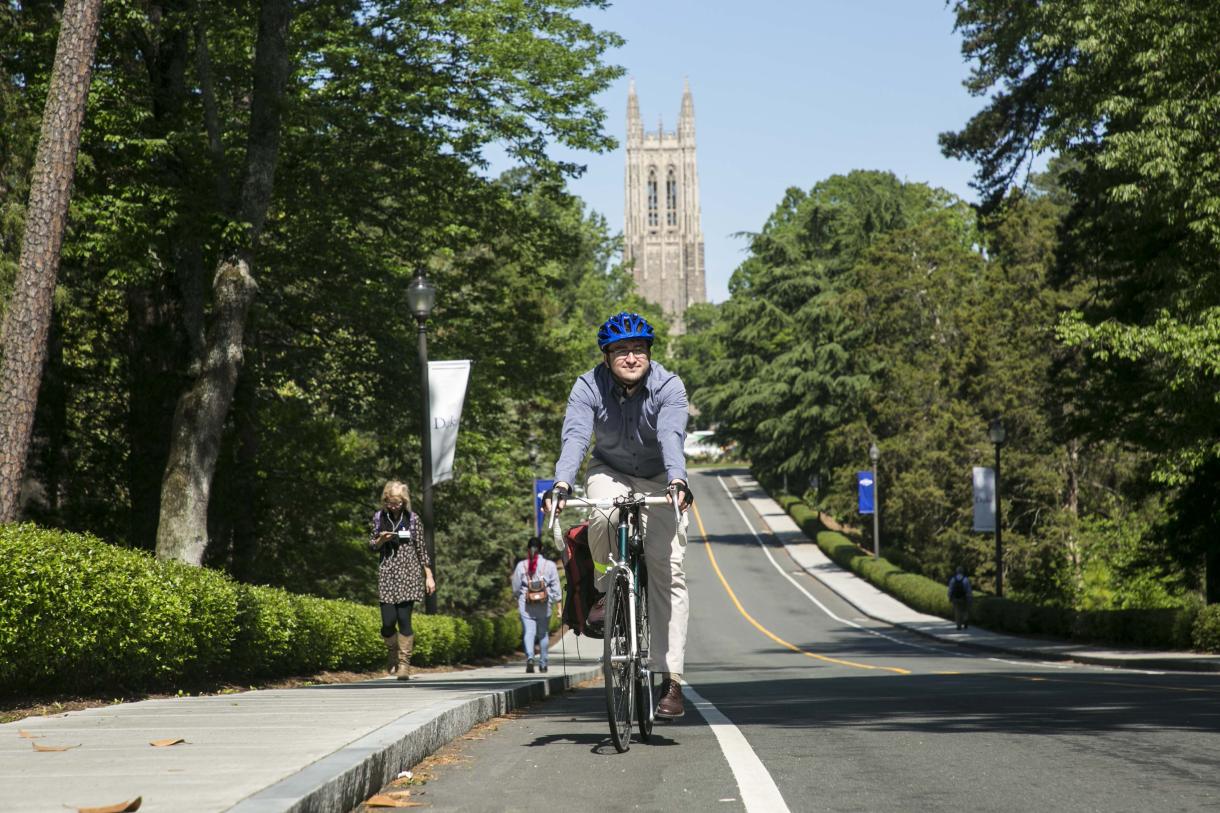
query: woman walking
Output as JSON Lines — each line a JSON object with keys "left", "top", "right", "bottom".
{"left": 369, "top": 480, "right": 435, "bottom": 680}
{"left": 511, "top": 536, "right": 561, "bottom": 672}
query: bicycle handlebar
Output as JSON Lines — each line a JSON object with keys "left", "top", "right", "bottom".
{"left": 543, "top": 491, "right": 681, "bottom": 550}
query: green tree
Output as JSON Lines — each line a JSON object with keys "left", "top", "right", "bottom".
{"left": 1, "top": 0, "right": 638, "bottom": 612}
{"left": 944, "top": 0, "right": 1220, "bottom": 599}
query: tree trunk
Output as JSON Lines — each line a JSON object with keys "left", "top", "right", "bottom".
{"left": 154, "top": 0, "right": 290, "bottom": 562}
{"left": 156, "top": 259, "right": 257, "bottom": 563}
{"left": 1063, "top": 438, "right": 1082, "bottom": 591}
{"left": 0, "top": 0, "right": 103, "bottom": 522}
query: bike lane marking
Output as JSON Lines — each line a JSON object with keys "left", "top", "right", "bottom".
{"left": 712, "top": 476, "right": 936, "bottom": 654}
{"left": 691, "top": 496, "right": 910, "bottom": 674}
{"left": 710, "top": 474, "right": 1220, "bottom": 693}
{"left": 681, "top": 681, "right": 792, "bottom": 813}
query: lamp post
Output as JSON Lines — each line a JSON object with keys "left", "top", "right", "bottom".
{"left": 869, "top": 442, "right": 880, "bottom": 559}
{"left": 988, "top": 418, "right": 1006, "bottom": 597}
{"left": 407, "top": 271, "right": 438, "bottom": 614}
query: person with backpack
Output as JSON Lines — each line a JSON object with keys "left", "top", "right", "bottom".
{"left": 512, "top": 536, "right": 561, "bottom": 672}
{"left": 947, "top": 567, "right": 973, "bottom": 629}
{"left": 542, "top": 311, "right": 694, "bottom": 719}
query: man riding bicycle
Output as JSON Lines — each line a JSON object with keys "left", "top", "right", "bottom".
{"left": 544, "top": 311, "right": 694, "bottom": 720}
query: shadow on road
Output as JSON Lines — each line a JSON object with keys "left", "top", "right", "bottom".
{"left": 684, "top": 670, "right": 1220, "bottom": 737}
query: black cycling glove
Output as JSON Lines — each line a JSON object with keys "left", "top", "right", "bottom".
{"left": 546, "top": 483, "right": 570, "bottom": 511}
{"left": 671, "top": 481, "right": 694, "bottom": 510}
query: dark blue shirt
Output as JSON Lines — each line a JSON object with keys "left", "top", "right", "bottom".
{"left": 554, "top": 361, "right": 689, "bottom": 485}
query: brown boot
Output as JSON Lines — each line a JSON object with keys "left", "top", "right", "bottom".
{"left": 396, "top": 633, "right": 413, "bottom": 681}
{"left": 383, "top": 635, "right": 398, "bottom": 675}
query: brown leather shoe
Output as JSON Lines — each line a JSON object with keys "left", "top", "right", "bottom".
{"left": 655, "top": 679, "right": 685, "bottom": 720}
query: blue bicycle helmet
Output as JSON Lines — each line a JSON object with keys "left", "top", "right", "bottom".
{"left": 597, "top": 311, "right": 655, "bottom": 350}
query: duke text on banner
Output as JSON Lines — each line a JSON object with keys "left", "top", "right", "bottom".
{"left": 429, "top": 360, "right": 471, "bottom": 486}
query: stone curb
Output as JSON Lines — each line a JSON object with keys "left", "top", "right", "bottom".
{"left": 226, "top": 665, "right": 600, "bottom": 813}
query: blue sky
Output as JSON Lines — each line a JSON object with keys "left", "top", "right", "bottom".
{"left": 546, "top": 0, "right": 989, "bottom": 303}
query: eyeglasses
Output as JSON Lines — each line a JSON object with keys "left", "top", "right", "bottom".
{"left": 607, "top": 345, "right": 650, "bottom": 360}
{"left": 384, "top": 500, "right": 404, "bottom": 509}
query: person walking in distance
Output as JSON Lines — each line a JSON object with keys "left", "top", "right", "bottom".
{"left": 369, "top": 481, "right": 436, "bottom": 680}
{"left": 948, "top": 567, "right": 973, "bottom": 630}
{"left": 543, "top": 311, "right": 694, "bottom": 719}
{"left": 512, "top": 536, "right": 562, "bottom": 672}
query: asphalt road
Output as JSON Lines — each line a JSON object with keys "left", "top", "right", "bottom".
{"left": 382, "top": 467, "right": 1220, "bottom": 813}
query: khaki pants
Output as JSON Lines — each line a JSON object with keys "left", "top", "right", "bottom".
{"left": 586, "top": 460, "right": 689, "bottom": 673}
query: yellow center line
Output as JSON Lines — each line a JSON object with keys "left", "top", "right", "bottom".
{"left": 690, "top": 500, "right": 910, "bottom": 675}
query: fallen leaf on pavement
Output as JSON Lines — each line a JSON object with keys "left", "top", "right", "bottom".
{"left": 32, "top": 741, "right": 80, "bottom": 751}
{"left": 17, "top": 729, "right": 44, "bottom": 739}
{"left": 149, "top": 738, "right": 186, "bottom": 747}
{"left": 364, "top": 793, "right": 424, "bottom": 808}
{"left": 76, "top": 796, "right": 142, "bottom": 813}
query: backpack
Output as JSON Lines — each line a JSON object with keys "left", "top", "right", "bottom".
{"left": 524, "top": 566, "right": 548, "bottom": 604}
{"left": 560, "top": 522, "right": 602, "bottom": 639}
{"left": 949, "top": 575, "right": 967, "bottom": 600}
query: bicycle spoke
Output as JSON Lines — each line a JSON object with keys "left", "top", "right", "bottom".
{"left": 603, "top": 574, "right": 634, "bottom": 752}
{"left": 635, "top": 574, "right": 654, "bottom": 742}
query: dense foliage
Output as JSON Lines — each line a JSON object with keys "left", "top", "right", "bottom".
{"left": 671, "top": 2, "right": 1220, "bottom": 613}
{"left": 773, "top": 495, "right": 1210, "bottom": 652}
{"left": 1, "top": 0, "right": 655, "bottom": 612}
{"left": 675, "top": 164, "right": 1196, "bottom": 612}
{"left": 942, "top": 0, "right": 1220, "bottom": 599}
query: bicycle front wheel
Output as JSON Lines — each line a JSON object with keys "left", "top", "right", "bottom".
{"left": 603, "top": 573, "right": 634, "bottom": 752}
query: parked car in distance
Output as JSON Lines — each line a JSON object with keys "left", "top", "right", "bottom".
{"left": 684, "top": 430, "right": 723, "bottom": 461}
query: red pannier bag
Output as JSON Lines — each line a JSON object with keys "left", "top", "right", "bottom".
{"left": 560, "top": 521, "right": 602, "bottom": 639}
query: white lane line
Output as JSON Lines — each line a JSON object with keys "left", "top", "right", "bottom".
{"left": 713, "top": 474, "right": 938, "bottom": 652}
{"left": 682, "top": 681, "right": 791, "bottom": 813}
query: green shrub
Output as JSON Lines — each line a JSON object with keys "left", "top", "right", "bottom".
{"left": 231, "top": 585, "right": 299, "bottom": 678}
{"left": 1192, "top": 605, "right": 1220, "bottom": 651}
{"left": 469, "top": 616, "right": 495, "bottom": 657}
{"left": 494, "top": 613, "right": 523, "bottom": 654}
{"left": 0, "top": 523, "right": 528, "bottom": 695}
{"left": 769, "top": 497, "right": 1209, "bottom": 653}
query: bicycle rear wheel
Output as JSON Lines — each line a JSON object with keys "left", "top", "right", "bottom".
{"left": 634, "top": 566, "right": 654, "bottom": 742}
{"left": 603, "top": 572, "right": 634, "bottom": 752}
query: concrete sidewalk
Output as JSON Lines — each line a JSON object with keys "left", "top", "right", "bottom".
{"left": 731, "top": 473, "right": 1220, "bottom": 674}
{"left": 1, "top": 632, "right": 599, "bottom": 813}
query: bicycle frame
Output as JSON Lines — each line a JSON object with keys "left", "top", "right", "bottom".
{"left": 606, "top": 500, "right": 645, "bottom": 716}
{"left": 549, "top": 490, "right": 679, "bottom": 744}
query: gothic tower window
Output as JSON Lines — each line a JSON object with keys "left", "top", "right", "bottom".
{"left": 647, "top": 169, "right": 658, "bottom": 227}
{"left": 666, "top": 168, "right": 677, "bottom": 226}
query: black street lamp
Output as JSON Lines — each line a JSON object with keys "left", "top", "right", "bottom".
{"left": 988, "top": 418, "right": 1006, "bottom": 597}
{"left": 869, "top": 442, "right": 880, "bottom": 559}
{"left": 407, "top": 271, "right": 438, "bottom": 614}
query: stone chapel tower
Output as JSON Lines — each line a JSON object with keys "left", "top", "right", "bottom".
{"left": 623, "top": 79, "right": 706, "bottom": 332}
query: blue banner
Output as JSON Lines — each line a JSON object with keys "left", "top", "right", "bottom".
{"left": 857, "top": 471, "right": 875, "bottom": 514}
{"left": 534, "top": 478, "right": 555, "bottom": 536}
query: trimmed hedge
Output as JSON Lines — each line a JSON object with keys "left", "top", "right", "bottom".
{"left": 772, "top": 494, "right": 1214, "bottom": 653}
{"left": 0, "top": 524, "right": 523, "bottom": 695}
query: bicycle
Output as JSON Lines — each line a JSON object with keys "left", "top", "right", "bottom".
{"left": 551, "top": 490, "right": 680, "bottom": 752}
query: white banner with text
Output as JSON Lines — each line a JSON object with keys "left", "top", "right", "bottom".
{"left": 972, "top": 466, "right": 995, "bottom": 532}
{"left": 429, "top": 360, "right": 471, "bottom": 485}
